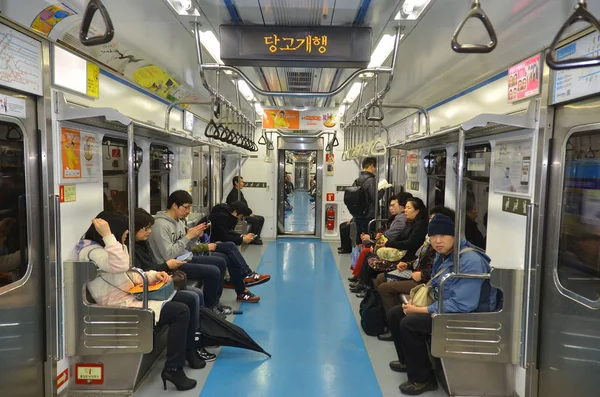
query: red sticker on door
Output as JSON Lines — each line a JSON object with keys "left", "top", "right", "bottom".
{"left": 57, "top": 368, "right": 68, "bottom": 389}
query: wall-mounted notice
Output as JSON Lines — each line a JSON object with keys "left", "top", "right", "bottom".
{"left": 492, "top": 139, "right": 532, "bottom": 196}
{"left": 553, "top": 32, "right": 600, "bottom": 104}
{"left": 262, "top": 107, "right": 338, "bottom": 131}
{"left": 508, "top": 53, "right": 541, "bottom": 103}
{"left": 60, "top": 126, "right": 101, "bottom": 182}
{"left": 0, "top": 94, "right": 26, "bottom": 118}
{"left": 0, "top": 24, "right": 43, "bottom": 95}
{"left": 406, "top": 152, "right": 419, "bottom": 181}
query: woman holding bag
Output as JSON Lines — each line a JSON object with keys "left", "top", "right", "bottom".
{"left": 386, "top": 214, "right": 496, "bottom": 396}
{"left": 77, "top": 211, "right": 204, "bottom": 392}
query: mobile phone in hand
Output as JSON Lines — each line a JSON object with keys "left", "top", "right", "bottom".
{"left": 176, "top": 251, "right": 192, "bottom": 261}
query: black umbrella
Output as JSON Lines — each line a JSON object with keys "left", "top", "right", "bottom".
{"left": 197, "top": 307, "right": 271, "bottom": 357}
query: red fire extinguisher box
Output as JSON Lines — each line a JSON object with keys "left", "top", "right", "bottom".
{"left": 325, "top": 203, "right": 337, "bottom": 235}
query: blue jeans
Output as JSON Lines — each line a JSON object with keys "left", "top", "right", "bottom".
{"left": 181, "top": 255, "right": 226, "bottom": 308}
{"left": 212, "top": 241, "right": 249, "bottom": 295}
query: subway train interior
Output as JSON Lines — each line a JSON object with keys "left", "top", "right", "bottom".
{"left": 1, "top": 0, "right": 600, "bottom": 396}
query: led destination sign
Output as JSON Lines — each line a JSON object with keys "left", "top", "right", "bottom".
{"left": 220, "top": 25, "right": 372, "bottom": 68}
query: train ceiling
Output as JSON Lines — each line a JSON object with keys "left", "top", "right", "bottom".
{"left": 3, "top": 0, "right": 600, "bottom": 127}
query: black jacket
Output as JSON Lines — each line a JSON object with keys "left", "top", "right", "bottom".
{"left": 355, "top": 171, "right": 377, "bottom": 219}
{"left": 207, "top": 204, "right": 243, "bottom": 245}
{"left": 134, "top": 240, "right": 169, "bottom": 272}
{"left": 226, "top": 188, "right": 252, "bottom": 214}
{"left": 385, "top": 218, "right": 428, "bottom": 262}
{"left": 465, "top": 217, "right": 486, "bottom": 250}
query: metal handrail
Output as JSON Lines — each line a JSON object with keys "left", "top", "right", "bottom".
{"left": 129, "top": 267, "right": 149, "bottom": 310}
{"left": 165, "top": 99, "right": 212, "bottom": 132}
{"left": 520, "top": 203, "right": 535, "bottom": 368}
{"left": 79, "top": 0, "right": 114, "bottom": 46}
{"left": 438, "top": 272, "right": 491, "bottom": 314}
{"left": 454, "top": 127, "right": 466, "bottom": 271}
{"left": 546, "top": 0, "right": 600, "bottom": 70}
{"left": 381, "top": 103, "right": 431, "bottom": 136}
{"left": 451, "top": 0, "right": 497, "bottom": 54}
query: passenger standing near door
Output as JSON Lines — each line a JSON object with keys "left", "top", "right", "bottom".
{"left": 226, "top": 176, "right": 264, "bottom": 245}
{"left": 344, "top": 157, "right": 378, "bottom": 243}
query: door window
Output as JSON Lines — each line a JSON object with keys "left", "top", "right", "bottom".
{"left": 558, "top": 131, "right": 600, "bottom": 302}
{"left": 0, "top": 123, "right": 27, "bottom": 287}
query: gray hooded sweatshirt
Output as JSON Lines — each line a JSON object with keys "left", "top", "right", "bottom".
{"left": 148, "top": 211, "right": 197, "bottom": 263}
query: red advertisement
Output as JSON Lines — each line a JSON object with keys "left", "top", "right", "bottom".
{"left": 508, "top": 54, "right": 541, "bottom": 103}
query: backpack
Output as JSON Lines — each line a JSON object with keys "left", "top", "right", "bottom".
{"left": 344, "top": 175, "right": 373, "bottom": 217}
{"left": 359, "top": 288, "right": 386, "bottom": 336}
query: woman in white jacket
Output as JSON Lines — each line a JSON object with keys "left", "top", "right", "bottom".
{"left": 77, "top": 211, "right": 203, "bottom": 391}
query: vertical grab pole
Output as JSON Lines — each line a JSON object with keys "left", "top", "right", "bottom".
{"left": 520, "top": 202, "right": 535, "bottom": 368}
{"left": 453, "top": 127, "right": 466, "bottom": 274}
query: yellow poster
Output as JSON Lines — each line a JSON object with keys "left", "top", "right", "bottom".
{"left": 31, "top": 4, "right": 76, "bottom": 37}
{"left": 87, "top": 63, "right": 99, "bottom": 98}
{"left": 132, "top": 65, "right": 180, "bottom": 100}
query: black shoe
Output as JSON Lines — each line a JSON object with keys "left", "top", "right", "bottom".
{"left": 378, "top": 331, "right": 393, "bottom": 341}
{"left": 350, "top": 285, "right": 365, "bottom": 293}
{"left": 348, "top": 276, "right": 358, "bottom": 282}
{"left": 399, "top": 379, "right": 438, "bottom": 395}
{"left": 389, "top": 361, "right": 407, "bottom": 373}
{"left": 338, "top": 248, "right": 352, "bottom": 254}
{"left": 355, "top": 291, "right": 366, "bottom": 298}
{"left": 161, "top": 367, "right": 197, "bottom": 391}
{"left": 250, "top": 238, "right": 263, "bottom": 245}
{"left": 186, "top": 352, "right": 206, "bottom": 369}
{"left": 196, "top": 347, "right": 217, "bottom": 362}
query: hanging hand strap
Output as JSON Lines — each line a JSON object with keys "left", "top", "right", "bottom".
{"left": 79, "top": 0, "right": 115, "bottom": 46}
{"left": 451, "top": 0, "right": 497, "bottom": 54}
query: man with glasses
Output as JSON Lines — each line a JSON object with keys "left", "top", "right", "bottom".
{"left": 149, "top": 190, "right": 245, "bottom": 316}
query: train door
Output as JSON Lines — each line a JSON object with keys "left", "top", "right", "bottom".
{"left": 0, "top": 93, "right": 45, "bottom": 396}
{"left": 149, "top": 144, "right": 171, "bottom": 214}
{"left": 388, "top": 149, "right": 405, "bottom": 196}
{"left": 536, "top": 105, "right": 600, "bottom": 396}
{"left": 192, "top": 147, "right": 210, "bottom": 214}
{"left": 102, "top": 137, "right": 134, "bottom": 211}
{"left": 425, "top": 149, "right": 446, "bottom": 210}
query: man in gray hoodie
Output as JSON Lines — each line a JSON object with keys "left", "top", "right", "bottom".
{"left": 148, "top": 190, "right": 239, "bottom": 314}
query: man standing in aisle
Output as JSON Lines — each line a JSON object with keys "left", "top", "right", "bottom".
{"left": 226, "top": 176, "right": 264, "bottom": 245}
{"left": 344, "top": 157, "right": 378, "bottom": 243}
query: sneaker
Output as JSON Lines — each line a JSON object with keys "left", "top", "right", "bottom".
{"left": 223, "top": 280, "right": 235, "bottom": 289}
{"left": 196, "top": 347, "right": 217, "bottom": 362}
{"left": 217, "top": 305, "right": 233, "bottom": 315}
{"left": 244, "top": 272, "right": 271, "bottom": 287}
{"left": 399, "top": 379, "right": 438, "bottom": 395}
{"left": 237, "top": 289, "right": 260, "bottom": 303}
{"left": 211, "top": 306, "right": 228, "bottom": 318}
{"left": 220, "top": 304, "right": 233, "bottom": 310}
{"left": 389, "top": 361, "right": 408, "bottom": 373}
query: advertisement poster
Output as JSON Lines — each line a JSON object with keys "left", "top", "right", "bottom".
{"left": 508, "top": 53, "right": 541, "bottom": 103}
{"left": 406, "top": 152, "right": 419, "bottom": 181}
{"left": 60, "top": 126, "right": 100, "bottom": 182}
{"left": 61, "top": 127, "right": 81, "bottom": 179}
{"left": 492, "top": 139, "right": 532, "bottom": 196}
{"left": 262, "top": 108, "right": 338, "bottom": 130}
{"left": 0, "top": 94, "right": 26, "bottom": 118}
{"left": 30, "top": 3, "right": 76, "bottom": 37}
{"left": 87, "top": 63, "right": 99, "bottom": 98}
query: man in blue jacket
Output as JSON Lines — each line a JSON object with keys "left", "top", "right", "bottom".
{"left": 387, "top": 214, "right": 496, "bottom": 395}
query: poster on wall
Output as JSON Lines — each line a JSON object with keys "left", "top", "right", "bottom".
{"left": 60, "top": 126, "right": 101, "bottom": 183}
{"left": 492, "top": 139, "right": 532, "bottom": 196}
{"left": 406, "top": 152, "right": 419, "bottom": 181}
{"left": 30, "top": 3, "right": 76, "bottom": 37}
{"left": 508, "top": 53, "right": 541, "bottom": 103}
{"left": 262, "top": 107, "right": 338, "bottom": 131}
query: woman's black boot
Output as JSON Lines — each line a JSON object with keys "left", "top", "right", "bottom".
{"left": 161, "top": 367, "right": 197, "bottom": 391}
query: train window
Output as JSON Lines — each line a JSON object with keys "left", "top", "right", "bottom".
{"left": 102, "top": 138, "right": 136, "bottom": 213}
{"left": 462, "top": 144, "right": 491, "bottom": 250}
{"left": 558, "top": 131, "right": 600, "bottom": 301}
{"left": 0, "top": 123, "right": 27, "bottom": 286}
{"left": 426, "top": 149, "right": 446, "bottom": 210}
{"left": 150, "top": 144, "right": 171, "bottom": 215}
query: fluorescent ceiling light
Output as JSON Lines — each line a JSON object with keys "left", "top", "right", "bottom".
{"left": 237, "top": 80, "right": 255, "bottom": 101}
{"left": 395, "top": 0, "right": 432, "bottom": 20}
{"left": 165, "top": 0, "right": 201, "bottom": 16}
{"left": 199, "top": 30, "right": 223, "bottom": 65}
{"left": 343, "top": 82, "right": 363, "bottom": 104}
{"left": 369, "top": 34, "right": 402, "bottom": 68}
{"left": 254, "top": 102, "right": 264, "bottom": 115}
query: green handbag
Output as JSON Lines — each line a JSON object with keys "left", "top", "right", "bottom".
{"left": 377, "top": 247, "right": 406, "bottom": 262}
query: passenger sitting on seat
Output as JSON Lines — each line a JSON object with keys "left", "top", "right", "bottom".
{"left": 226, "top": 176, "right": 264, "bottom": 245}
{"left": 387, "top": 214, "right": 496, "bottom": 396}
{"left": 77, "top": 211, "right": 204, "bottom": 392}
{"left": 465, "top": 195, "right": 486, "bottom": 250}
{"left": 373, "top": 206, "right": 455, "bottom": 341}
{"left": 148, "top": 190, "right": 236, "bottom": 315}
{"left": 132, "top": 208, "right": 217, "bottom": 362}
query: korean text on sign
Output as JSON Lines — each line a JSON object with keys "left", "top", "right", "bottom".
{"left": 264, "top": 35, "right": 328, "bottom": 54}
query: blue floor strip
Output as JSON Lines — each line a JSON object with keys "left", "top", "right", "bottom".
{"left": 284, "top": 190, "right": 316, "bottom": 233}
{"left": 200, "top": 239, "right": 382, "bottom": 397}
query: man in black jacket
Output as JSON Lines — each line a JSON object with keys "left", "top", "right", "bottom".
{"left": 225, "top": 176, "right": 264, "bottom": 245}
{"left": 352, "top": 157, "right": 378, "bottom": 243}
{"left": 207, "top": 201, "right": 255, "bottom": 246}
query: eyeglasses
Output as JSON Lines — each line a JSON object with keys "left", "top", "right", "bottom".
{"left": 180, "top": 204, "right": 193, "bottom": 211}
{"left": 142, "top": 226, "right": 152, "bottom": 231}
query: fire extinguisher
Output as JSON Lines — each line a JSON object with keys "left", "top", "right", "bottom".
{"left": 326, "top": 205, "right": 335, "bottom": 231}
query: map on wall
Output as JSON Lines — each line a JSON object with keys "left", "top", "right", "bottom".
{"left": 0, "top": 24, "right": 43, "bottom": 96}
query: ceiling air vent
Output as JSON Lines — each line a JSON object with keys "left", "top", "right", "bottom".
{"left": 286, "top": 71, "right": 313, "bottom": 92}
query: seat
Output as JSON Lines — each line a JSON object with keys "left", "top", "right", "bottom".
{"left": 63, "top": 261, "right": 170, "bottom": 393}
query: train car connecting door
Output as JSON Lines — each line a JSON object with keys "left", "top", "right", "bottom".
{"left": 537, "top": 102, "right": 600, "bottom": 396}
